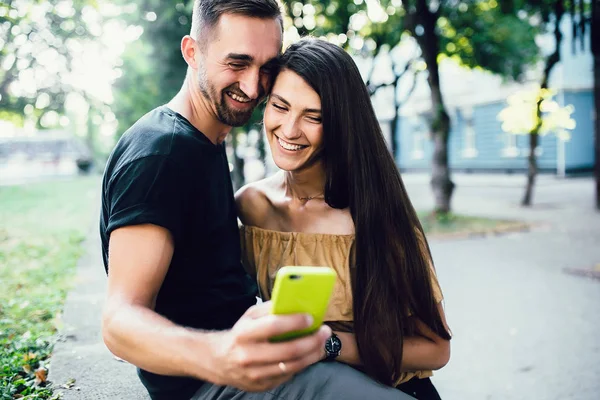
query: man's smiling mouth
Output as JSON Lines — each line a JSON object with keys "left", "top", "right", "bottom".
{"left": 226, "top": 91, "right": 251, "bottom": 103}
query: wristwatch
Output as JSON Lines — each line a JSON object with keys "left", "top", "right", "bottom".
{"left": 324, "top": 332, "right": 342, "bottom": 361}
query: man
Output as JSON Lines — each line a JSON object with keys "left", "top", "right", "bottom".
{"left": 100, "top": 1, "right": 412, "bottom": 399}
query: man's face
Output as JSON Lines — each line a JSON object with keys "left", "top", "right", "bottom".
{"left": 196, "top": 14, "right": 282, "bottom": 127}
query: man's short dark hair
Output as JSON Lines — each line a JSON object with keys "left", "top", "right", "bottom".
{"left": 192, "top": 0, "right": 283, "bottom": 42}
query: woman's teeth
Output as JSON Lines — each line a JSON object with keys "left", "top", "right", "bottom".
{"left": 278, "top": 137, "right": 305, "bottom": 151}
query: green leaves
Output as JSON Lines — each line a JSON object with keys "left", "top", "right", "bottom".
{"left": 0, "top": 0, "right": 100, "bottom": 126}
{"left": 498, "top": 88, "right": 576, "bottom": 139}
{"left": 439, "top": 1, "right": 540, "bottom": 80}
{"left": 280, "top": 0, "right": 540, "bottom": 82}
{"left": 112, "top": 0, "right": 193, "bottom": 136}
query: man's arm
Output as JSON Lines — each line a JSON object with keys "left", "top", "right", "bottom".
{"left": 102, "top": 224, "right": 205, "bottom": 378}
{"left": 102, "top": 223, "right": 332, "bottom": 392}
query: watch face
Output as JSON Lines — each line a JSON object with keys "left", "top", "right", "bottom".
{"left": 325, "top": 335, "right": 341, "bottom": 354}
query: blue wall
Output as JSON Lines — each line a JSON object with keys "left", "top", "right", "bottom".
{"left": 562, "top": 91, "right": 595, "bottom": 171}
{"left": 395, "top": 90, "right": 594, "bottom": 173}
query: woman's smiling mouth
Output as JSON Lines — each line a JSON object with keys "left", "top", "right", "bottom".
{"left": 276, "top": 135, "right": 309, "bottom": 152}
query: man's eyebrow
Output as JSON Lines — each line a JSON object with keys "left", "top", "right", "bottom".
{"left": 225, "top": 53, "right": 253, "bottom": 62}
{"left": 225, "top": 54, "right": 280, "bottom": 69}
{"left": 270, "top": 94, "right": 321, "bottom": 114}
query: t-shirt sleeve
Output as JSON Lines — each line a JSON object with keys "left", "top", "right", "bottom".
{"left": 105, "top": 155, "right": 187, "bottom": 240}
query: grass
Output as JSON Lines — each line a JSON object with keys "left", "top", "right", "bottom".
{"left": 418, "top": 211, "right": 529, "bottom": 238}
{"left": 0, "top": 176, "right": 100, "bottom": 400}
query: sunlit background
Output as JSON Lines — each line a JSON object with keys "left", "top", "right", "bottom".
{"left": 1, "top": 1, "right": 598, "bottom": 399}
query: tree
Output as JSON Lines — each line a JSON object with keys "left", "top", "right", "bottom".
{"left": 0, "top": 0, "right": 101, "bottom": 128}
{"left": 404, "top": 0, "right": 542, "bottom": 213}
{"left": 112, "top": 0, "right": 193, "bottom": 135}
{"left": 523, "top": 0, "right": 565, "bottom": 206}
{"left": 498, "top": 88, "right": 576, "bottom": 177}
{"left": 366, "top": 50, "right": 422, "bottom": 157}
{"left": 505, "top": 0, "right": 594, "bottom": 206}
{"left": 282, "top": 0, "right": 539, "bottom": 213}
{"left": 403, "top": 0, "right": 454, "bottom": 214}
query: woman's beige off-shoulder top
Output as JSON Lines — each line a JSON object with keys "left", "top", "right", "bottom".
{"left": 240, "top": 225, "right": 444, "bottom": 385}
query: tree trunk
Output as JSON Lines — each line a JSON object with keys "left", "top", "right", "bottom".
{"left": 367, "top": 56, "right": 416, "bottom": 159}
{"left": 391, "top": 64, "right": 420, "bottom": 166}
{"left": 430, "top": 122, "right": 453, "bottom": 212}
{"left": 522, "top": 132, "right": 539, "bottom": 205}
{"left": 522, "top": 0, "right": 564, "bottom": 206}
{"left": 410, "top": 0, "right": 454, "bottom": 214}
{"left": 592, "top": 0, "right": 600, "bottom": 210}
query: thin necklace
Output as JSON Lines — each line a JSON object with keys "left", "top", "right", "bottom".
{"left": 298, "top": 193, "right": 324, "bottom": 202}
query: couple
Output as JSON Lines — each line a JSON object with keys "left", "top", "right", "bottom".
{"left": 99, "top": 1, "right": 451, "bottom": 399}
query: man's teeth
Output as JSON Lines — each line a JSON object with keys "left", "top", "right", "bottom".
{"left": 227, "top": 92, "right": 251, "bottom": 103}
{"left": 278, "top": 137, "right": 305, "bottom": 151}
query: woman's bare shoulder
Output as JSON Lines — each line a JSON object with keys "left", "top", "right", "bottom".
{"left": 235, "top": 173, "right": 281, "bottom": 226}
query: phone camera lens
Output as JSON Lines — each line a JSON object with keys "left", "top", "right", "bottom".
{"left": 289, "top": 274, "right": 301, "bottom": 280}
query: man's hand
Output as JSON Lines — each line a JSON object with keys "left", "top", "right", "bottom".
{"left": 206, "top": 301, "right": 331, "bottom": 392}
{"left": 104, "top": 225, "right": 330, "bottom": 389}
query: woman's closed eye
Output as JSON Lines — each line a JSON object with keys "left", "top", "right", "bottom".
{"left": 271, "top": 103, "right": 287, "bottom": 111}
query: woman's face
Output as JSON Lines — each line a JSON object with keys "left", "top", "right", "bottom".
{"left": 264, "top": 69, "right": 324, "bottom": 172}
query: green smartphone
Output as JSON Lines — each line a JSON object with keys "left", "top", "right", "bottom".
{"left": 269, "top": 266, "right": 337, "bottom": 342}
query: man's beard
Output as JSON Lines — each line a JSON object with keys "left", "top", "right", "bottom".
{"left": 198, "top": 70, "right": 261, "bottom": 127}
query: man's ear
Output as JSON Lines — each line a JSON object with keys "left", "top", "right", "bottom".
{"left": 181, "top": 35, "right": 198, "bottom": 69}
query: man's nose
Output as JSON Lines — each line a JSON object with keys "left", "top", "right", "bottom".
{"left": 239, "top": 69, "right": 261, "bottom": 100}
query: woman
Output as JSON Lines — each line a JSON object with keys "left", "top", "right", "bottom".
{"left": 236, "top": 38, "right": 451, "bottom": 400}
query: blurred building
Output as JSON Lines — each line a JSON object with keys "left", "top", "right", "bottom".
{"left": 0, "top": 124, "right": 92, "bottom": 185}
{"left": 373, "top": 17, "right": 594, "bottom": 175}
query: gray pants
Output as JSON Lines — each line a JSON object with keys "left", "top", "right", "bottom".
{"left": 191, "top": 362, "right": 414, "bottom": 400}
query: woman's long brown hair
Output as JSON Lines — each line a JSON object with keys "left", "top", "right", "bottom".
{"left": 277, "top": 38, "right": 451, "bottom": 385}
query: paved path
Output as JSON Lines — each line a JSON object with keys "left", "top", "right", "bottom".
{"left": 48, "top": 219, "right": 148, "bottom": 399}
{"left": 48, "top": 173, "right": 600, "bottom": 399}
{"left": 404, "top": 174, "right": 600, "bottom": 400}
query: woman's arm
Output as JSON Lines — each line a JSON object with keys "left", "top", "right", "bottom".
{"left": 326, "top": 330, "right": 361, "bottom": 366}
{"left": 329, "top": 303, "right": 450, "bottom": 371}
{"left": 399, "top": 316, "right": 451, "bottom": 371}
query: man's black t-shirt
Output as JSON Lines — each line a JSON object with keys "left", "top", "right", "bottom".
{"left": 100, "top": 106, "right": 257, "bottom": 399}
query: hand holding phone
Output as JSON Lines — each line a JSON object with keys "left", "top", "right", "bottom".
{"left": 207, "top": 301, "right": 332, "bottom": 392}
{"left": 269, "top": 266, "right": 336, "bottom": 342}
